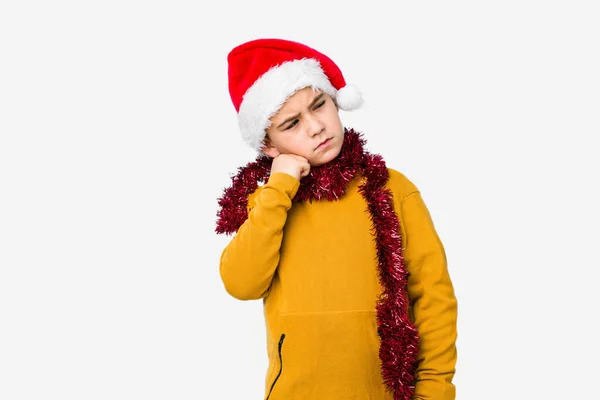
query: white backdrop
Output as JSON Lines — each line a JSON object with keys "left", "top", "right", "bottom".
{"left": 1, "top": 1, "right": 599, "bottom": 399}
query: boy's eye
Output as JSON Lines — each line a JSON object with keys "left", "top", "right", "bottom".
{"left": 314, "top": 101, "right": 325, "bottom": 109}
{"left": 285, "top": 120, "right": 299, "bottom": 130}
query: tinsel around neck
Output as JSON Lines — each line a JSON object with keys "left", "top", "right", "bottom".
{"left": 215, "top": 128, "right": 368, "bottom": 235}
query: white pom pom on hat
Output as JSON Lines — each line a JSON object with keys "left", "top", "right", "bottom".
{"left": 334, "top": 83, "right": 363, "bottom": 111}
{"left": 227, "top": 38, "right": 363, "bottom": 152}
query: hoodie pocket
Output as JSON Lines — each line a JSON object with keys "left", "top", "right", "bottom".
{"left": 265, "top": 333, "right": 286, "bottom": 400}
{"left": 275, "top": 310, "right": 389, "bottom": 399}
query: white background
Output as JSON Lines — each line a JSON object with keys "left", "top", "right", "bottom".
{"left": 1, "top": 1, "right": 599, "bottom": 399}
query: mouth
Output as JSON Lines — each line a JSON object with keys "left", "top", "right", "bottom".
{"left": 315, "top": 137, "right": 332, "bottom": 150}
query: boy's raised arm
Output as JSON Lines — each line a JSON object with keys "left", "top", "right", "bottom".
{"left": 218, "top": 172, "right": 299, "bottom": 300}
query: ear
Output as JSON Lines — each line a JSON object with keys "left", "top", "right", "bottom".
{"left": 261, "top": 137, "right": 281, "bottom": 158}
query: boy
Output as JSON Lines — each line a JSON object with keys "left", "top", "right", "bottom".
{"left": 215, "top": 38, "right": 458, "bottom": 400}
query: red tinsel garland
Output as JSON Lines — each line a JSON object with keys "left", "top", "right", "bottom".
{"left": 215, "top": 128, "right": 419, "bottom": 400}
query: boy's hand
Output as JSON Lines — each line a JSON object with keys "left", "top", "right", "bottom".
{"left": 271, "top": 154, "right": 311, "bottom": 181}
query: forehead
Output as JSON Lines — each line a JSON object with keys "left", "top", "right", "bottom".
{"left": 276, "top": 87, "right": 323, "bottom": 113}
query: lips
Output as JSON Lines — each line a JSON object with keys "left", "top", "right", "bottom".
{"left": 316, "top": 138, "right": 331, "bottom": 150}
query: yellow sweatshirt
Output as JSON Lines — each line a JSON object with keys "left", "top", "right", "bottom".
{"left": 219, "top": 169, "right": 457, "bottom": 400}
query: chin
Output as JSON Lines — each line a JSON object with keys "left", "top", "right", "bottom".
{"left": 311, "top": 145, "right": 342, "bottom": 166}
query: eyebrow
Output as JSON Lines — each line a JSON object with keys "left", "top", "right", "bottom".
{"left": 276, "top": 92, "right": 326, "bottom": 129}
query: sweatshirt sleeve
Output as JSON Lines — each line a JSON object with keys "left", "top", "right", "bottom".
{"left": 400, "top": 191, "right": 458, "bottom": 400}
{"left": 219, "top": 172, "right": 300, "bottom": 301}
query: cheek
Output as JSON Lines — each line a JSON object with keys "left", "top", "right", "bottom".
{"left": 324, "top": 109, "right": 342, "bottom": 129}
{"left": 285, "top": 137, "right": 310, "bottom": 156}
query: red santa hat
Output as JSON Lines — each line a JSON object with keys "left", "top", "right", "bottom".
{"left": 227, "top": 38, "right": 363, "bottom": 152}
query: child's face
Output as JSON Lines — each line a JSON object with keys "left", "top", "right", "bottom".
{"left": 262, "top": 87, "right": 344, "bottom": 167}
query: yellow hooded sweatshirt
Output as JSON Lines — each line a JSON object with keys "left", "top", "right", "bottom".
{"left": 219, "top": 168, "right": 457, "bottom": 400}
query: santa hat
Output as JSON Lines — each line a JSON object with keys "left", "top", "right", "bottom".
{"left": 227, "top": 38, "right": 363, "bottom": 152}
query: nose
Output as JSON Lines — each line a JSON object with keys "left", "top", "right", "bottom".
{"left": 306, "top": 114, "right": 325, "bottom": 137}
